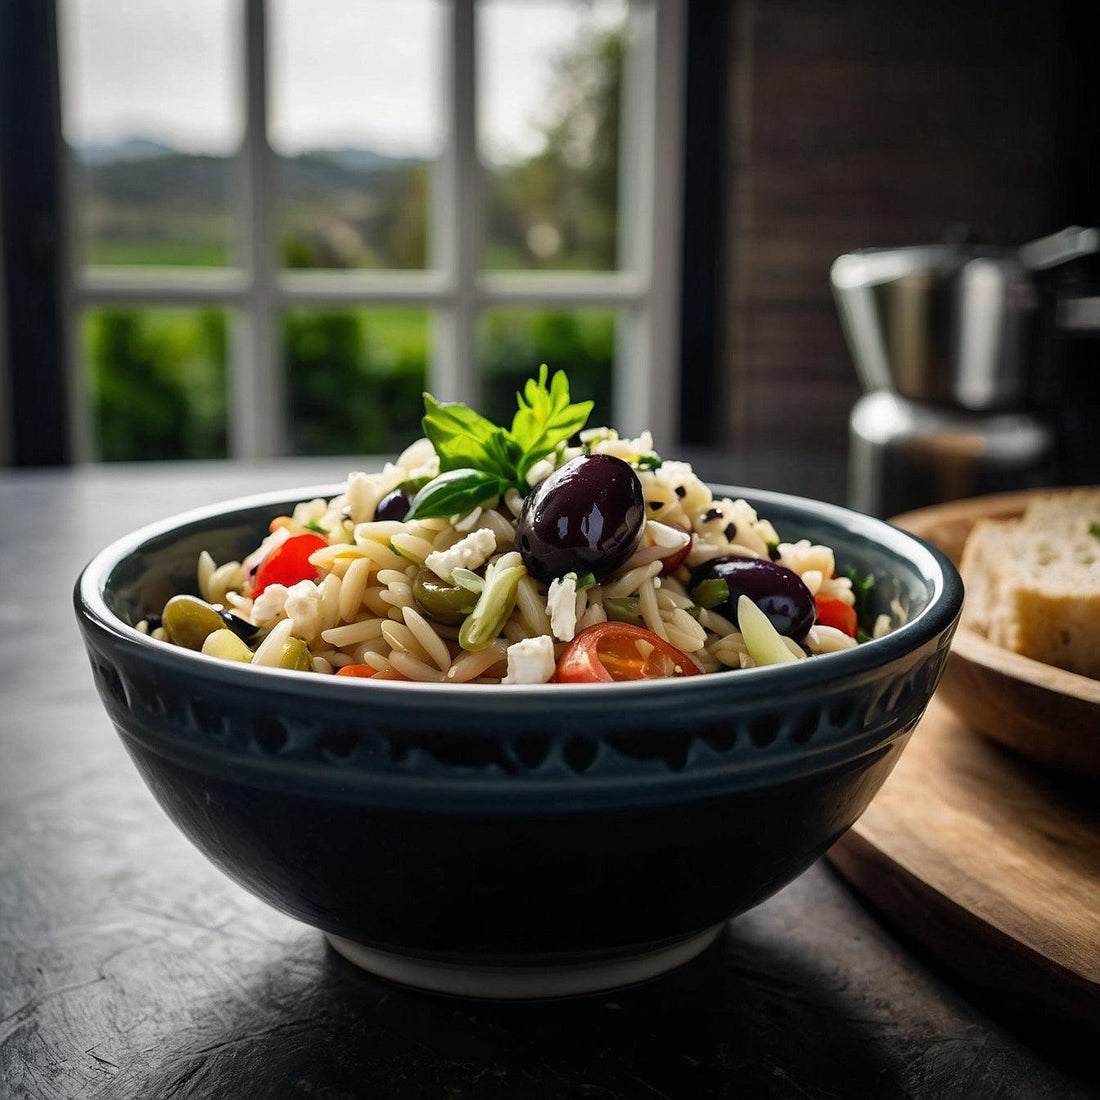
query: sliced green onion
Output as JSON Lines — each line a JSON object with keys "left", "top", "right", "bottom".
{"left": 458, "top": 563, "right": 526, "bottom": 651}
{"left": 451, "top": 568, "right": 486, "bottom": 594}
{"left": 690, "top": 577, "right": 730, "bottom": 610}
{"left": 573, "top": 572, "right": 597, "bottom": 591}
{"left": 605, "top": 596, "right": 643, "bottom": 625}
{"left": 737, "top": 594, "right": 798, "bottom": 666}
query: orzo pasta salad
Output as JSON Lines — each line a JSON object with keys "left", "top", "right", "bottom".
{"left": 142, "top": 369, "right": 888, "bottom": 683}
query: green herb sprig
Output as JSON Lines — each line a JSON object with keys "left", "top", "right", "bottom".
{"left": 846, "top": 567, "right": 876, "bottom": 636}
{"left": 405, "top": 366, "right": 593, "bottom": 520}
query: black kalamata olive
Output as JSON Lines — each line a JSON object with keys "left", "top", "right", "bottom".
{"left": 376, "top": 488, "right": 412, "bottom": 522}
{"left": 218, "top": 608, "right": 261, "bottom": 644}
{"left": 690, "top": 556, "right": 815, "bottom": 640}
{"left": 517, "top": 454, "right": 645, "bottom": 581}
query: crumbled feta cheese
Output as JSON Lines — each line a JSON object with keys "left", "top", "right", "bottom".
{"left": 291, "top": 497, "right": 328, "bottom": 527}
{"left": 646, "top": 520, "right": 691, "bottom": 550}
{"left": 424, "top": 528, "right": 497, "bottom": 583}
{"left": 580, "top": 426, "right": 616, "bottom": 444}
{"left": 345, "top": 471, "right": 380, "bottom": 524}
{"left": 547, "top": 573, "right": 579, "bottom": 641}
{"left": 284, "top": 579, "right": 323, "bottom": 643}
{"left": 525, "top": 458, "right": 556, "bottom": 487}
{"left": 252, "top": 583, "right": 289, "bottom": 626}
{"left": 502, "top": 635, "right": 556, "bottom": 684}
{"left": 591, "top": 430, "right": 654, "bottom": 462}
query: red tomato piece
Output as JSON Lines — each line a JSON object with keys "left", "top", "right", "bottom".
{"left": 555, "top": 622, "right": 702, "bottom": 683}
{"left": 335, "top": 664, "right": 408, "bottom": 680}
{"left": 251, "top": 533, "right": 328, "bottom": 598}
{"left": 814, "top": 596, "right": 857, "bottom": 637}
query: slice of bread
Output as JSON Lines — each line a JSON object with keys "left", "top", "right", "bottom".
{"left": 959, "top": 489, "right": 1100, "bottom": 679}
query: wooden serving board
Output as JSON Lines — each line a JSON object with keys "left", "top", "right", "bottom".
{"left": 827, "top": 698, "right": 1100, "bottom": 1035}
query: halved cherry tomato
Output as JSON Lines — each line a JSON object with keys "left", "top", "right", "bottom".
{"left": 336, "top": 664, "right": 408, "bottom": 680}
{"left": 814, "top": 596, "right": 857, "bottom": 638}
{"left": 251, "top": 533, "right": 327, "bottom": 598}
{"left": 555, "top": 622, "right": 701, "bottom": 683}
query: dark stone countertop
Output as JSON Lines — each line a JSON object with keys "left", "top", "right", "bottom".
{"left": 0, "top": 458, "right": 1094, "bottom": 1099}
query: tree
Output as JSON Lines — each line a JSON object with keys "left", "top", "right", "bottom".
{"left": 486, "top": 24, "right": 622, "bottom": 270}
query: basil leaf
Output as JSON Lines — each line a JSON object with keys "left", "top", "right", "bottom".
{"left": 421, "top": 394, "right": 521, "bottom": 476}
{"left": 511, "top": 365, "right": 593, "bottom": 476}
{"left": 404, "top": 468, "right": 505, "bottom": 520}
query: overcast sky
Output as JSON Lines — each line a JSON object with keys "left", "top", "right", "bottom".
{"left": 59, "top": 0, "right": 625, "bottom": 162}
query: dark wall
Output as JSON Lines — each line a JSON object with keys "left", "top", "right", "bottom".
{"left": 719, "top": 0, "right": 1063, "bottom": 453}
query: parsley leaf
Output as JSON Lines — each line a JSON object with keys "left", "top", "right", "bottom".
{"left": 404, "top": 468, "right": 506, "bottom": 521}
{"left": 510, "top": 365, "right": 594, "bottom": 478}
{"left": 421, "top": 394, "right": 522, "bottom": 476}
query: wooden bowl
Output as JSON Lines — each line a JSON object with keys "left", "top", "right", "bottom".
{"left": 893, "top": 489, "right": 1100, "bottom": 777}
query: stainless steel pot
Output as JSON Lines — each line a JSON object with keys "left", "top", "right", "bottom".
{"left": 831, "top": 226, "right": 1099, "bottom": 412}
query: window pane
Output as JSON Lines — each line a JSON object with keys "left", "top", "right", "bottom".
{"left": 477, "top": 308, "right": 615, "bottom": 427}
{"left": 283, "top": 309, "right": 430, "bottom": 454}
{"left": 83, "top": 308, "right": 229, "bottom": 460}
{"left": 59, "top": 0, "right": 240, "bottom": 267}
{"left": 270, "top": 0, "right": 443, "bottom": 270}
{"left": 479, "top": 0, "right": 626, "bottom": 272}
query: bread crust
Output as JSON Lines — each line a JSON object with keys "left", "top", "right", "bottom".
{"left": 959, "top": 489, "right": 1100, "bottom": 679}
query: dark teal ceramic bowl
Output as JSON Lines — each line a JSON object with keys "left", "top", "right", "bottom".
{"left": 75, "top": 484, "right": 962, "bottom": 998}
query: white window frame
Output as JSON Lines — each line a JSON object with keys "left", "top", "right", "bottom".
{"left": 63, "top": 0, "right": 685, "bottom": 461}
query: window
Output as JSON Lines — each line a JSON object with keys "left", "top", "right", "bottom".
{"left": 58, "top": 0, "right": 685, "bottom": 461}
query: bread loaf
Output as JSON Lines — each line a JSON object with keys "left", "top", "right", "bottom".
{"left": 959, "top": 489, "right": 1100, "bottom": 679}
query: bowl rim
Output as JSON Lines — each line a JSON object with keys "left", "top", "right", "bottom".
{"left": 76, "top": 481, "right": 963, "bottom": 704}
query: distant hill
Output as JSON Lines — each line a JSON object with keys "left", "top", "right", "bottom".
{"left": 76, "top": 137, "right": 179, "bottom": 165}
{"left": 71, "top": 140, "right": 426, "bottom": 207}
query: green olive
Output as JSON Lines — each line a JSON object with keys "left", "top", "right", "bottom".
{"left": 278, "top": 637, "right": 314, "bottom": 672}
{"left": 162, "top": 595, "right": 228, "bottom": 651}
{"left": 412, "top": 569, "right": 478, "bottom": 626}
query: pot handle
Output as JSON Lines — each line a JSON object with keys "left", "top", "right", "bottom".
{"left": 1018, "top": 225, "right": 1100, "bottom": 271}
